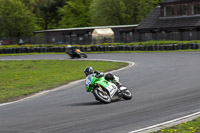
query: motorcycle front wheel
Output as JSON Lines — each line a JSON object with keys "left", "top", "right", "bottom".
{"left": 93, "top": 87, "right": 111, "bottom": 104}
{"left": 122, "top": 89, "right": 132, "bottom": 100}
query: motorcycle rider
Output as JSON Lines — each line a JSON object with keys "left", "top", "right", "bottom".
{"left": 66, "top": 45, "right": 76, "bottom": 54}
{"left": 66, "top": 45, "right": 85, "bottom": 58}
{"left": 84, "top": 66, "right": 123, "bottom": 92}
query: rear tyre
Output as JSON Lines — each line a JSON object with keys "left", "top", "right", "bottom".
{"left": 122, "top": 89, "right": 132, "bottom": 100}
{"left": 81, "top": 53, "right": 88, "bottom": 58}
{"left": 93, "top": 87, "right": 111, "bottom": 104}
{"left": 68, "top": 54, "right": 74, "bottom": 59}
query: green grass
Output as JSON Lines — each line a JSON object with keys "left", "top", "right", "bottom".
{"left": 154, "top": 117, "right": 200, "bottom": 133}
{"left": 0, "top": 60, "right": 127, "bottom": 103}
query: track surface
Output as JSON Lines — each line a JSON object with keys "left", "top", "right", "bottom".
{"left": 0, "top": 53, "right": 200, "bottom": 133}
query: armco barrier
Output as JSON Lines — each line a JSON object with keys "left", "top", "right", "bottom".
{"left": 0, "top": 43, "right": 199, "bottom": 54}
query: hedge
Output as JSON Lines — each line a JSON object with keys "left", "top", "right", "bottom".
{"left": 0, "top": 43, "right": 200, "bottom": 54}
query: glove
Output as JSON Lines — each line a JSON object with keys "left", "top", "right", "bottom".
{"left": 94, "top": 70, "right": 104, "bottom": 78}
{"left": 95, "top": 74, "right": 102, "bottom": 78}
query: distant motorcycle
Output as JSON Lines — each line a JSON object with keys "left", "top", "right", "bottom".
{"left": 66, "top": 49, "right": 87, "bottom": 59}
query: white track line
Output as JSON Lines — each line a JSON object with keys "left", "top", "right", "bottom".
{"left": 0, "top": 59, "right": 134, "bottom": 107}
{"left": 129, "top": 111, "right": 200, "bottom": 133}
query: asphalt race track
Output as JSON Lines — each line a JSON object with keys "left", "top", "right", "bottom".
{"left": 0, "top": 52, "right": 200, "bottom": 133}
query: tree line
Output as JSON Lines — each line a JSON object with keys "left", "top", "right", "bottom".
{"left": 0, "top": 0, "right": 161, "bottom": 38}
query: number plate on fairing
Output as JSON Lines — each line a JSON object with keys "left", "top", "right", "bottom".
{"left": 106, "top": 84, "right": 118, "bottom": 97}
{"left": 85, "top": 75, "right": 92, "bottom": 87}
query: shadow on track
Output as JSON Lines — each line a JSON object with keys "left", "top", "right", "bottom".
{"left": 65, "top": 101, "right": 103, "bottom": 106}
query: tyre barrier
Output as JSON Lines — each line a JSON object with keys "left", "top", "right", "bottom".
{"left": 0, "top": 43, "right": 200, "bottom": 54}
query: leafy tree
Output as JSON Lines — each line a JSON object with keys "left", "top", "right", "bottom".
{"left": 123, "top": 0, "right": 162, "bottom": 24}
{"left": 20, "top": 0, "right": 67, "bottom": 30}
{"left": 20, "top": 0, "right": 36, "bottom": 8}
{"left": 39, "top": 0, "right": 67, "bottom": 29}
{"left": 0, "top": 0, "right": 39, "bottom": 38}
{"left": 90, "top": 0, "right": 161, "bottom": 26}
{"left": 49, "top": 0, "right": 68, "bottom": 28}
{"left": 90, "top": 0, "right": 126, "bottom": 26}
{"left": 58, "top": 0, "right": 92, "bottom": 28}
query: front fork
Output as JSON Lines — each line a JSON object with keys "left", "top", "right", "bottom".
{"left": 112, "top": 80, "right": 128, "bottom": 98}
{"left": 112, "top": 81, "right": 123, "bottom": 98}
{"left": 93, "top": 84, "right": 108, "bottom": 96}
{"left": 112, "top": 80, "right": 123, "bottom": 89}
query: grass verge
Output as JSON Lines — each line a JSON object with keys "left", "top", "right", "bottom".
{"left": 0, "top": 60, "right": 128, "bottom": 103}
{"left": 153, "top": 117, "right": 200, "bottom": 133}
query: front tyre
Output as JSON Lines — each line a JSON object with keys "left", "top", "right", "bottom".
{"left": 122, "top": 89, "right": 132, "bottom": 100}
{"left": 93, "top": 87, "right": 111, "bottom": 104}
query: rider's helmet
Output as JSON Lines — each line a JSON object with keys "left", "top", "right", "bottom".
{"left": 84, "top": 67, "right": 93, "bottom": 76}
{"left": 67, "top": 45, "right": 71, "bottom": 48}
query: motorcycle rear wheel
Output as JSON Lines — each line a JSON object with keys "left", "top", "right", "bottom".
{"left": 81, "top": 53, "right": 88, "bottom": 58}
{"left": 93, "top": 87, "right": 111, "bottom": 104}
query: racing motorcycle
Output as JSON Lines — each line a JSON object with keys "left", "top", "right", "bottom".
{"left": 66, "top": 49, "right": 87, "bottom": 59}
{"left": 85, "top": 73, "right": 132, "bottom": 104}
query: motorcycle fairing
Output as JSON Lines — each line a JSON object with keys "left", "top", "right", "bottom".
{"left": 85, "top": 74, "right": 118, "bottom": 96}
{"left": 105, "top": 84, "right": 118, "bottom": 97}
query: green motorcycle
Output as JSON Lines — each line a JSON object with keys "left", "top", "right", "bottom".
{"left": 85, "top": 73, "right": 132, "bottom": 104}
